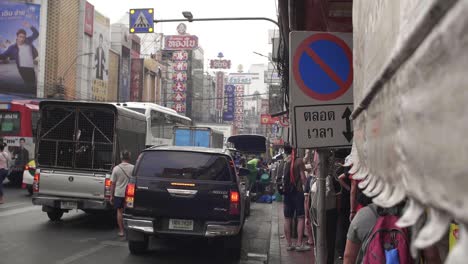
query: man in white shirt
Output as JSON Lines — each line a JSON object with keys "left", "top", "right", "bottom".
{"left": 0, "top": 21, "right": 38, "bottom": 92}
{"left": 110, "top": 151, "right": 134, "bottom": 237}
{"left": 94, "top": 34, "right": 106, "bottom": 80}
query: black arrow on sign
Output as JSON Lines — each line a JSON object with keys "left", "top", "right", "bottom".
{"left": 342, "top": 107, "right": 353, "bottom": 143}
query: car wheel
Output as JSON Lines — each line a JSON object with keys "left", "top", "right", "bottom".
{"left": 128, "top": 236, "right": 149, "bottom": 255}
{"left": 47, "top": 210, "right": 64, "bottom": 221}
{"left": 245, "top": 200, "right": 251, "bottom": 217}
{"left": 224, "top": 233, "right": 242, "bottom": 260}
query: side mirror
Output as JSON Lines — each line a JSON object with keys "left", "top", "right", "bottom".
{"left": 238, "top": 168, "right": 250, "bottom": 177}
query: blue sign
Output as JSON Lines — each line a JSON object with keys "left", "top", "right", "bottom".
{"left": 223, "top": 85, "right": 235, "bottom": 121}
{"left": 129, "top": 8, "right": 154, "bottom": 34}
{"left": 293, "top": 33, "right": 353, "bottom": 101}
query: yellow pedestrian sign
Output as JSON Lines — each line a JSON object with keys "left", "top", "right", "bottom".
{"left": 129, "top": 8, "right": 154, "bottom": 33}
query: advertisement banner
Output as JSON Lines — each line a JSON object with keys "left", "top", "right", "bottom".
{"left": 223, "top": 85, "right": 235, "bottom": 121}
{"left": 173, "top": 61, "right": 188, "bottom": 71}
{"left": 216, "top": 72, "right": 224, "bottom": 110}
{"left": 172, "top": 82, "right": 186, "bottom": 92}
{"left": 130, "top": 58, "right": 143, "bottom": 101}
{"left": 84, "top": 2, "right": 94, "bottom": 36}
{"left": 234, "top": 85, "right": 244, "bottom": 128}
{"left": 210, "top": 59, "right": 231, "bottom": 69}
{"left": 119, "top": 48, "right": 131, "bottom": 101}
{"left": 92, "top": 10, "right": 110, "bottom": 101}
{"left": 172, "top": 51, "right": 188, "bottom": 61}
{"left": 164, "top": 35, "right": 198, "bottom": 50}
{"left": 260, "top": 114, "right": 280, "bottom": 125}
{"left": 0, "top": 1, "right": 41, "bottom": 98}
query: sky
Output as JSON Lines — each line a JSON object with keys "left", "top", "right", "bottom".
{"left": 87, "top": 0, "right": 279, "bottom": 74}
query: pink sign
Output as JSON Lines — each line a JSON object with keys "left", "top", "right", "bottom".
{"left": 172, "top": 72, "right": 187, "bottom": 82}
{"left": 216, "top": 72, "right": 224, "bottom": 110}
{"left": 210, "top": 59, "right": 231, "bottom": 69}
{"left": 84, "top": 2, "right": 94, "bottom": 36}
{"left": 173, "top": 62, "right": 188, "bottom": 71}
{"left": 164, "top": 35, "right": 199, "bottom": 50}
{"left": 172, "top": 82, "right": 187, "bottom": 92}
{"left": 172, "top": 51, "right": 188, "bottom": 61}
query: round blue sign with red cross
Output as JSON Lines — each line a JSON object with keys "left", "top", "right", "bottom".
{"left": 293, "top": 33, "right": 353, "bottom": 101}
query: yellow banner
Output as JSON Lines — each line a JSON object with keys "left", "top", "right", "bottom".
{"left": 92, "top": 79, "right": 108, "bottom": 101}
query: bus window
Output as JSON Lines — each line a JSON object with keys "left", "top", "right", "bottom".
{"left": 150, "top": 110, "right": 163, "bottom": 138}
{"left": 0, "top": 112, "right": 21, "bottom": 135}
{"left": 163, "top": 114, "right": 174, "bottom": 139}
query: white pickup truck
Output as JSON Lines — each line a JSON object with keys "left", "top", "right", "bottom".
{"left": 32, "top": 101, "right": 146, "bottom": 221}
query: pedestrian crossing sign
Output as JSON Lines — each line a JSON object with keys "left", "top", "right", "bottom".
{"left": 129, "top": 8, "right": 154, "bottom": 33}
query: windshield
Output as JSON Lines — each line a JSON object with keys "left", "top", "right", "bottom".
{"left": 136, "top": 151, "right": 233, "bottom": 181}
{"left": 0, "top": 111, "right": 21, "bottom": 135}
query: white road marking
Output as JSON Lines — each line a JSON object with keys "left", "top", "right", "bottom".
{"left": 247, "top": 253, "right": 268, "bottom": 261}
{"left": 0, "top": 202, "right": 29, "bottom": 209}
{"left": 101, "top": 240, "right": 127, "bottom": 247}
{"left": 55, "top": 244, "right": 108, "bottom": 264}
{"left": 0, "top": 206, "right": 40, "bottom": 217}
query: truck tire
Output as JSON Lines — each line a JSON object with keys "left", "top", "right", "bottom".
{"left": 47, "top": 210, "right": 64, "bottom": 221}
{"left": 224, "top": 233, "right": 242, "bottom": 260}
{"left": 128, "top": 235, "right": 149, "bottom": 255}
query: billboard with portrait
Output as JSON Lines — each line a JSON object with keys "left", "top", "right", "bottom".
{"left": 0, "top": 0, "right": 41, "bottom": 98}
{"left": 92, "top": 10, "right": 110, "bottom": 101}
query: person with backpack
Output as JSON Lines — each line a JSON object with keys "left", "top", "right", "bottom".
{"left": 282, "top": 144, "right": 311, "bottom": 252}
{"left": 343, "top": 200, "right": 442, "bottom": 264}
{"left": 110, "top": 150, "right": 134, "bottom": 237}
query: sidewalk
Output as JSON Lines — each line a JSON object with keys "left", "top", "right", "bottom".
{"left": 268, "top": 201, "right": 315, "bottom": 264}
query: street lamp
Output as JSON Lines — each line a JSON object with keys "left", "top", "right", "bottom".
{"left": 182, "top": 11, "right": 193, "bottom": 22}
{"left": 55, "top": 52, "right": 93, "bottom": 99}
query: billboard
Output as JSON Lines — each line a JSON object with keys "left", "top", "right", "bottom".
{"left": 210, "top": 59, "right": 231, "bottom": 69}
{"left": 164, "top": 35, "right": 198, "bottom": 50}
{"left": 260, "top": 114, "right": 279, "bottom": 125}
{"left": 130, "top": 58, "right": 143, "bottom": 101}
{"left": 0, "top": 1, "right": 41, "bottom": 98}
{"left": 119, "top": 48, "right": 130, "bottom": 101}
{"left": 92, "top": 10, "right": 110, "bottom": 101}
{"left": 216, "top": 72, "right": 224, "bottom": 110}
{"left": 223, "top": 85, "right": 235, "bottom": 121}
{"left": 234, "top": 85, "right": 244, "bottom": 128}
{"left": 84, "top": 2, "right": 94, "bottom": 36}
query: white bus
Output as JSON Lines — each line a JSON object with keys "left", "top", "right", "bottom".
{"left": 113, "top": 102, "right": 192, "bottom": 147}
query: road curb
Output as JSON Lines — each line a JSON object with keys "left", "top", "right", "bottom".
{"left": 268, "top": 201, "right": 281, "bottom": 264}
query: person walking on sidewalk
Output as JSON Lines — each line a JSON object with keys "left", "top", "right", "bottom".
{"left": 282, "top": 144, "right": 311, "bottom": 252}
{"left": 110, "top": 151, "right": 134, "bottom": 237}
{"left": 0, "top": 143, "right": 11, "bottom": 204}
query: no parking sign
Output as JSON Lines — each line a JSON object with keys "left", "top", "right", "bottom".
{"left": 289, "top": 32, "right": 353, "bottom": 149}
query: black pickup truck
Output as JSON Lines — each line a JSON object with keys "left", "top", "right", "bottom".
{"left": 123, "top": 146, "right": 250, "bottom": 259}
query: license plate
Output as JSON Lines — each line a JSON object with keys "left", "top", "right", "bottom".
{"left": 169, "top": 219, "right": 194, "bottom": 231}
{"left": 60, "top": 201, "right": 77, "bottom": 209}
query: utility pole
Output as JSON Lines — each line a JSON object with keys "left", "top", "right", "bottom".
{"left": 316, "top": 149, "right": 329, "bottom": 264}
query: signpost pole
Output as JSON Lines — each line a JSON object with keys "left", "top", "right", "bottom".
{"left": 316, "top": 148, "right": 329, "bottom": 264}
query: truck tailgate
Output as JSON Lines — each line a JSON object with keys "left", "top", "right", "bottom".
{"left": 134, "top": 178, "right": 235, "bottom": 221}
{"left": 38, "top": 169, "right": 107, "bottom": 199}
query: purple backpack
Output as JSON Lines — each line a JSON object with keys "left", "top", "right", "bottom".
{"left": 362, "top": 207, "right": 413, "bottom": 264}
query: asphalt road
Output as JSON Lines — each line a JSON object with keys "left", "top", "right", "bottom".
{"left": 0, "top": 184, "right": 273, "bottom": 264}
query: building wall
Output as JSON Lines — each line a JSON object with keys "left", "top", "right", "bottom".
{"left": 107, "top": 49, "right": 120, "bottom": 101}
{"left": 44, "top": 0, "right": 81, "bottom": 98}
{"left": 190, "top": 47, "right": 204, "bottom": 121}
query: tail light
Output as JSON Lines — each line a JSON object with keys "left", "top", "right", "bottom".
{"left": 229, "top": 190, "right": 240, "bottom": 215}
{"left": 33, "top": 172, "right": 40, "bottom": 193}
{"left": 125, "top": 183, "right": 136, "bottom": 208}
{"left": 104, "top": 178, "right": 112, "bottom": 201}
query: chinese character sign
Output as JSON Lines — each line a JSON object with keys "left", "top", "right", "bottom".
{"left": 171, "top": 50, "right": 189, "bottom": 114}
{"left": 234, "top": 85, "right": 244, "bottom": 128}
{"left": 223, "top": 85, "right": 235, "bottom": 121}
{"left": 216, "top": 72, "right": 224, "bottom": 110}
